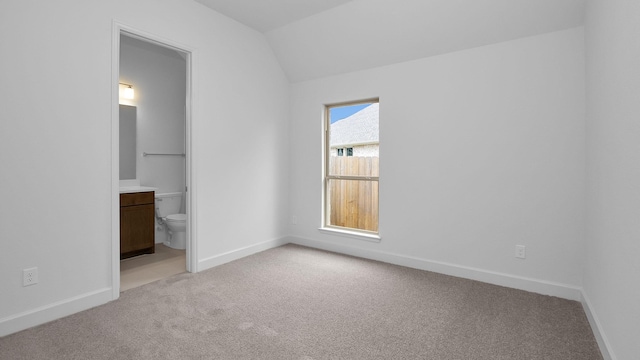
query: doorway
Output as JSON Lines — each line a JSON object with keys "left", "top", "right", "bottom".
{"left": 111, "top": 24, "right": 195, "bottom": 297}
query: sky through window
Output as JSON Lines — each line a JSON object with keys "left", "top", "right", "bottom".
{"left": 330, "top": 104, "right": 370, "bottom": 123}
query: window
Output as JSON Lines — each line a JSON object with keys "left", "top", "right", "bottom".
{"left": 324, "top": 99, "right": 379, "bottom": 235}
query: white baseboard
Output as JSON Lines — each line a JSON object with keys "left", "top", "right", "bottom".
{"left": 0, "top": 238, "right": 287, "bottom": 338}
{"left": 198, "top": 237, "right": 289, "bottom": 271}
{"left": 287, "top": 236, "right": 583, "bottom": 301}
{"left": 0, "top": 288, "right": 113, "bottom": 337}
{"left": 294, "top": 236, "right": 615, "bottom": 358}
{"left": 2, "top": 236, "right": 602, "bottom": 353}
{"left": 581, "top": 291, "right": 616, "bottom": 360}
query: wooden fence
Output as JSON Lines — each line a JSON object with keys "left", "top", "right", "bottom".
{"left": 328, "top": 156, "right": 379, "bottom": 232}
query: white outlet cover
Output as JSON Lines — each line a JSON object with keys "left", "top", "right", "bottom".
{"left": 23, "top": 267, "right": 38, "bottom": 286}
{"left": 515, "top": 245, "right": 526, "bottom": 259}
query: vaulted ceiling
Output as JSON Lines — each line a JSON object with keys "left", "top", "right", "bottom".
{"left": 194, "top": 0, "right": 354, "bottom": 33}
{"left": 194, "top": 0, "right": 587, "bottom": 82}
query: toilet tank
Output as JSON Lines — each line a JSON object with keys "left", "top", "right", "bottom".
{"left": 155, "top": 192, "right": 182, "bottom": 217}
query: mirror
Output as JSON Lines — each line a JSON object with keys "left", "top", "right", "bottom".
{"left": 119, "top": 105, "right": 137, "bottom": 180}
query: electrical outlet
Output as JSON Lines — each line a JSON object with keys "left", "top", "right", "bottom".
{"left": 23, "top": 267, "right": 38, "bottom": 286}
{"left": 292, "top": 216, "right": 297, "bottom": 225}
{"left": 515, "top": 245, "right": 526, "bottom": 259}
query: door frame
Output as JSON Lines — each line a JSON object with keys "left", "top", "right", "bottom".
{"left": 111, "top": 21, "right": 198, "bottom": 299}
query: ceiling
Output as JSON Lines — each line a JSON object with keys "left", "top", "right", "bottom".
{"left": 193, "top": 0, "right": 354, "bottom": 33}
{"left": 194, "top": 0, "right": 587, "bottom": 82}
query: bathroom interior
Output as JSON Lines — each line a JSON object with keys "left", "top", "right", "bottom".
{"left": 118, "top": 33, "right": 188, "bottom": 291}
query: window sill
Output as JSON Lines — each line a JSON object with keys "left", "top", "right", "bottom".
{"left": 318, "top": 227, "right": 381, "bottom": 243}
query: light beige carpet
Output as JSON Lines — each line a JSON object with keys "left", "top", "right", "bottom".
{"left": 0, "top": 244, "right": 602, "bottom": 359}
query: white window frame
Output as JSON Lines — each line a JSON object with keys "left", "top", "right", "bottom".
{"left": 321, "top": 98, "right": 380, "bottom": 241}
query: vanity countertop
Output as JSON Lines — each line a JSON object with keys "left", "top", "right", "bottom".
{"left": 119, "top": 186, "right": 158, "bottom": 194}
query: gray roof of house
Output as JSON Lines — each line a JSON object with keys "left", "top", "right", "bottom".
{"left": 330, "top": 103, "right": 379, "bottom": 147}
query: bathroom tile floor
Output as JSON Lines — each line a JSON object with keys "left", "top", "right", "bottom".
{"left": 120, "top": 244, "right": 186, "bottom": 292}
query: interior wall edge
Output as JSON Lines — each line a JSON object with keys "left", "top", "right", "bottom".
{"left": 0, "top": 288, "right": 112, "bottom": 338}
{"left": 288, "top": 236, "right": 583, "bottom": 301}
{"left": 197, "top": 237, "right": 290, "bottom": 272}
{"left": 581, "top": 290, "right": 616, "bottom": 360}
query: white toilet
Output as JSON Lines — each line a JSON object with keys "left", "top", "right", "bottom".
{"left": 155, "top": 192, "right": 187, "bottom": 250}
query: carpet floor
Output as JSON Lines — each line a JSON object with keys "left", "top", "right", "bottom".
{"left": 0, "top": 244, "right": 602, "bottom": 359}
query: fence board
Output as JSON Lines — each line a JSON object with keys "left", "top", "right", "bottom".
{"left": 328, "top": 157, "right": 379, "bottom": 232}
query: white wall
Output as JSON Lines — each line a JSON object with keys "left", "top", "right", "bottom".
{"left": 120, "top": 35, "right": 186, "bottom": 196}
{"left": 584, "top": 1, "right": 640, "bottom": 359}
{"left": 6, "top": 3, "right": 632, "bottom": 354}
{"left": 0, "top": 0, "right": 289, "bottom": 335}
{"left": 289, "top": 28, "right": 586, "bottom": 296}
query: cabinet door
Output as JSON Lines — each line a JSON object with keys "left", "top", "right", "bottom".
{"left": 120, "top": 203, "right": 155, "bottom": 258}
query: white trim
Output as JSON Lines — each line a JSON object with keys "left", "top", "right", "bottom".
{"left": 581, "top": 291, "right": 616, "bottom": 360}
{"left": 318, "top": 227, "right": 381, "bottom": 242}
{"left": 330, "top": 141, "right": 379, "bottom": 148}
{"left": 155, "top": 192, "right": 183, "bottom": 198}
{"left": 0, "top": 288, "right": 112, "bottom": 337}
{"left": 323, "top": 98, "right": 381, "bottom": 236}
{"left": 185, "top": 47, "right": 197, "bottom": 273}
{"left": 288, "top": 236, "right": 582, "bottom": 301}
{"left": 197, "top": 238, "right": 289, "bottom": 271}
{"left": 0, "top": 237, "right": 610, "bottom": 357}
{"left": 111, "top": 21, "right": 199, "bottom": 298}
{"left": 111, "top": 21, "right": 122, "bottom": 300}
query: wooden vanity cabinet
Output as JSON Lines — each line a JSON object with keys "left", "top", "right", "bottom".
{"left": 120, "top": 191, "right": 155, "bottom": 259}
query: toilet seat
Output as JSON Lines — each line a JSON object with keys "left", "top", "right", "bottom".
{"left": 165, "top": 213, "right": 186, "bottom": 222}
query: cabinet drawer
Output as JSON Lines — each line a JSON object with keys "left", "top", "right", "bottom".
{"left": 120, "top": 191, "right": 154, "bottom": 207}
